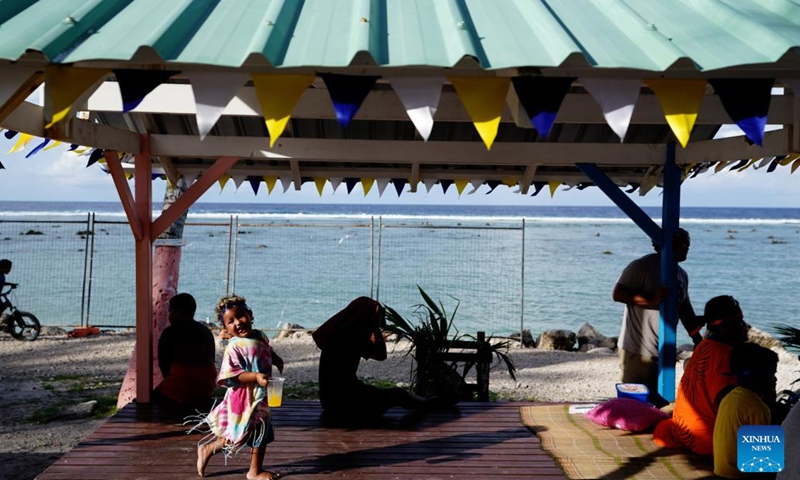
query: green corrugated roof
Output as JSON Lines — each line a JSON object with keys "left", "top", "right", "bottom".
{"left": 0, "top": 0, "right": 797, "bottom": 71}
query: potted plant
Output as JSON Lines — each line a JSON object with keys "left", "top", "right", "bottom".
{"left": 383, "top": 286, "right": 516, "bottom": 400}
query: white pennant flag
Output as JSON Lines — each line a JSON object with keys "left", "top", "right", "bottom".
{"left": 580, "top": 78, "right": 640, "bottom": 142}
{"left": 754, "top": 157, "right": 775, "bottom": 170}
{"left": 388, "top": 77, "right": 443, "bottom": 141}
{"left": 187, "top": 72, "right": 248, "bottom": 140}
{"left": 376, "top": 178, "right": 390, "bottom": 197}
{"left": 280, "top": 177, "right": 292, "bottom": 193}
{"left": 231, "top": 174, "right": 247, "bottom": 189}
{"left": 468, "top": 179, "right": 484, "bottom": 195}
{"left": 423, "top": 178, "right": 437, "bottom": 193}
{"left": 329, "top": 177, "right": 343, "bottom": 193}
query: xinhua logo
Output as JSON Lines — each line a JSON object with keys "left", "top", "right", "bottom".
{"left": 737, "top": 425, "right": 784, "bottom": 474}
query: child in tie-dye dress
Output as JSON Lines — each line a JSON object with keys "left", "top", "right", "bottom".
{"left": 194, "top": 294, "right": 284, "bottom": 480}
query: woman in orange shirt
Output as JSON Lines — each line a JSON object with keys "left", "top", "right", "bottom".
{"left": 653, "top": 295, "right": 750, "bottom": 455}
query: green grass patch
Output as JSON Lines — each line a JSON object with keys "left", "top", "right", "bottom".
{"left": 52, "top": 374, "right": 84, "bottom": 381}
{"left": 93, "top": 395, "right": 118, "bottom": 417}
{"left": 284, "top": 381, "right": 319, "bottom": 400}
{"left": 28, "top": 403, "right": 67, "bottom": 423}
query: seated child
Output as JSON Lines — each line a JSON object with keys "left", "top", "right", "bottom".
{"left": 154, "top": 293, "right": 217, "bottom": 410}
{"left": 713, "top": 343, "right": 778, "bottom": 478}
{"left": 654, "top": 295, "right": 750, "bottom": 455}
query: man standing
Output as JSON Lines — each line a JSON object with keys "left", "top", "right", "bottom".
{"left": 612, "top": 228, "right": 702, "bottom": 407}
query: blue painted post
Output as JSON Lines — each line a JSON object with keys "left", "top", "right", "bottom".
{"left": 658, "top": 143, "right": 681, "bottom": 402}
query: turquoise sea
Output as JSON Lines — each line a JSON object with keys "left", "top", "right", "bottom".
{"left": 0, "top": 201, "right": 798, "bottom": 346}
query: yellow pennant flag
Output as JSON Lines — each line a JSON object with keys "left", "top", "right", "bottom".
{"left": 646, "top": 79, "right": 706, "bottom": 148}
{"left": 448, "top": 76, "right": 510, "bottom": 150}
{"left": 501, "top": 178, "right": 517, "bottom": 188}
{"left": 125, "top": 172, "right": 133, "bottom": 180}
{"left": 792, "top": 158, "right": 800, "bottom": 174}
{"left": 251, "top": 74, "right": 315, "bottom": 147}
{"left": 683, "top": 163, "right": 696, "bottom": 177}
{"left": 780, "top": 154, "right": 800, "bottom": 166}
{"left": 714, "top": 161, "right": 731, "bottom": 173}
{"left": 314, "top": 178, "right": 327, "bottom": 196}
{"left": 72, "top": 146, "right": 90, "bottom": 154}
{"left": 43, "top": 140, "right": 62, "bottom": 151}
{"left": 8, "top": 133, "right": 34, "bottom": 154}
{"left": 361, "top": 178, "right": 375, "bottom": 196}
{"left": 219, "top": 174, "right": 231, "bottom": 191}
{"left": 264, "top": 176, "right": 278, "bottom": 194}
{"left": 548, "top": 181, "right": 560, "bottom": 198}
{"left": 45, "top": 67, "right": 109, "bottom": 128}
{"left": 455, "top": 179, "right": 469, "bottom": 197}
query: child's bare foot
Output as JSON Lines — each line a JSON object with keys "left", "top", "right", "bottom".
{"left": 197, "top": 442, "right": 216, "bottom": 477}
{"left": 246, "top": 469, "right": 278, "bottom": 480}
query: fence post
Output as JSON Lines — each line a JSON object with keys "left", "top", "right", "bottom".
{"left": 85, "top": 213, "right": 96, "bottom": 327}
{"left": 520, "top": 218, "right": 525, "bottom": 343}
{"left": 79, "top": 212, "right": 92, "bottom": 327}
{"left": 225, "top": 215, "right": 233, "bottom": 295}
{"left": 375, "top": 216, "right": 383, "bottom": 302}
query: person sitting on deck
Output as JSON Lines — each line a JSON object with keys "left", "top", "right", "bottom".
{"left": 713, "top": 342, "right": 778, "bottom": 478}
{"left": 313, "top": 296, "right": 435, "bottom": 421}
{"left": 653, "top": 295, "right": 750, "bottom": 455}
{"left": 153, "top": 293, "right": 217, "bottom": 411}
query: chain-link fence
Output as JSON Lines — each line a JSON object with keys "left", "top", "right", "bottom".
{"left": 1, "top": 215, "right": 526, "bottom": 337}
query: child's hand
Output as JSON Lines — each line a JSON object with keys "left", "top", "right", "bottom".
{"left": 256, "top": 372, "right": 269, "bottom": 387}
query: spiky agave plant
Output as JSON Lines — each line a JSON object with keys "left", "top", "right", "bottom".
{"left": 774, "top": 323, "right": 800, "bottom": 387}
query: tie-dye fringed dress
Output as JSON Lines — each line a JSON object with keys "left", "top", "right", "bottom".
{"left": 188, "top": 329, "right": 274, "bottom": 457}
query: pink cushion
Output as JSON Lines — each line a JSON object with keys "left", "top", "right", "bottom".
{"left": 585, "top": 398, "right": 669, "bottom": 432}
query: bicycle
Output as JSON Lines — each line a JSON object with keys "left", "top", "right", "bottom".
{"left": 0, "top": 285, "right": 40, "bottom": 341}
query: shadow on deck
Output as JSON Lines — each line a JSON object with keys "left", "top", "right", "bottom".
{"left": 36, "top": 400, "right": 567, "bottom": 480}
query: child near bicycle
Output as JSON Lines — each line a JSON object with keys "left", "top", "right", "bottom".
{"left": 0, "top": 259, "right": 18, "bottom": 311}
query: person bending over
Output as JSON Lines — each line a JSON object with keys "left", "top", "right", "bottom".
{"left": 313, "top": 296, "right": 432, "bottom": 421}
{"left": 154, "top": 293, "right": 217, "bottom": 411}
{"left": 714, "top": 343, "right": 778, "bottom": 478}
{"left": 612, "top": 228, "right": 702, "bottom": 407}
{"left": 654, "top": 295, "right": 750, "bottom": 455}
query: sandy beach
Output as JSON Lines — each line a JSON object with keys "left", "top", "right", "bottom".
{"left": 1, "top": 330, "right": 798, "bottom": 480}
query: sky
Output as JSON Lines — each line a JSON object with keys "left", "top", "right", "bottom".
{"left": 0, "top": 127, "right": 797, "bottom": 208}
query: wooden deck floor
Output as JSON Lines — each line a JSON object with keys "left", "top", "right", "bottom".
{"left": 37, "top": 401, "right": 567, "bottom": 480}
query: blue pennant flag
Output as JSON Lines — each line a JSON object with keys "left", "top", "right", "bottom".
{"left": 68, "top": 144, "right": 79, "bottom": 151}
{"left": 709, "top": 78, "right": 773, "bottom": 147}
{"left": 87, "top": 149, "right": 104, "bottom": 167}
{"left": 26, "top": 139, "right": 50, "bottom": 158}
{"left": 439, "top": 179, "right": 453, "bottom": 194}
{"left": 728, "top": 159, "right": 749, "bottom": 171}
{"left": 485, "top": 180, "right": 501, "bottom": 194}
{"left": 320, "top": 73, "right": 380, "bottom": 129}
{"left": 511, "top": 77, "right": 575, "bottom": 139}
{"left": 767, "top": 156, "right": 784, "bottom": 173}
{"left": 248, "top": 176, "right": 261, "bottom": 195}
{"left": 114, "top": 69, "right": 180, "bottom": 113}
{"left": 392, "top": 178, "right": 407, "bottom": 197}
{"left": 530, "top": 181, "right": 547, "bottom": 196}
{"left": 344, "top": 178, "right": 359, "bottom": 194}
{"left": 0, "top": 161, "right": 4, "bottom": 169}
{"left": 625, "top": 183, "right": 640, "bottom": 194}
{"left": 3, "top": 130, "right": 17, "bottom": 139}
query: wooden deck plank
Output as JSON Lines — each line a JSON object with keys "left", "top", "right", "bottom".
{"left": 37, "top": 401, "right": 566, "bottom": 480}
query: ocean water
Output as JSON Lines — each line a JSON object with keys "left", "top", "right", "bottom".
{"left": 1, "top": 201, "right": 798, "bottom": 346}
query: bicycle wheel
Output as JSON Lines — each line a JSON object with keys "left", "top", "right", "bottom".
{"left": 9, "top": 311, "right": 40, "bottom": 341}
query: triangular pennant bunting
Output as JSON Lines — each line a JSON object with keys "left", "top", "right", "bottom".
{"left": 548, "top": 181, "right": 560, "bottom": 198}
{"left": 264, "top": 176, "right": 278, "bottom": 194}
{"left": 329, "top": 178, "right": 343, "bottom": 193}
{"left": 43, "top": 140, "right": 62, "bottom": 151}
{"left": 218, "top": 174, "right": 231, "bottom": 191}
{"left": 485, "top": 180, "right": 501, "bottom": 194}
{"left": 646, "top": 79, "right": 706, "bottom": 148}
{"left": 392, "top": 178, "right": 407, "bottom": 197}
{"left": 361, "top": 178, "right": 375, "bottom": 196}
{"left": 280, "top": 178, "right": 292, "bottom": 193}
{"left": 423, "top": 178, "right": 437, "bottom": 193}
{"left": 231, "top": 174, "right": 247, "bottom": 189}
{"left": 186, "top": 72, "right": 248, "bottom": 139}
{"left": 511, "top": 77, "right": 575, "bottom": 139}
{"left": 45, "top": 67, "right": 109, "bottom": 128}
{"left": 252, "top": 74, "right": 315, "bottom": 147}
{"left": 114, "top": 69, "right": 179, "bottom": 113}
{"left": 345, "top": 178, "right": 359, "bottom": 194}
{"left": 248, "top": 176, "right": 261, "bottom": 195}
{"left": 388, "top": 77, "right": 443, "bottom": 141}
{"left": 25, "top": 138, "right": 49, "bottom": 158}
{"left": 709, "top": 78, "right": 773, "bottom": 147}
{"left": 449, "top": 77, "right": 510, "bottom": 150}
{"left": 320, "top": 73, "right": 380, "bottom": 129}
{"left": 376, "top": 178, "right": 389, "bottom": 197}
{"left": 455, "top": 179, "right": 469, "bottom": 197}
{"left": 8, "top": 133, "right": 33, "bottom": 154}
{"left": 468, "top": 179, "right": 484, "bottom": 194}
{"left": 792, "top": 158, "right": 800, "bottom": 174}
{"left": 314, "top": 178, "right": 327, "bottom": 196}
{"left": 86, "top": 148, "right": 104, "bottom": 167}
{"left": 580, "top": 78, "right": 640, "bottom": 142}
{"left": 530, "top": 181, "right": 546, "bottom": 196}
{"left": 440, "top": 179, "right": 454, "bottom": 194}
